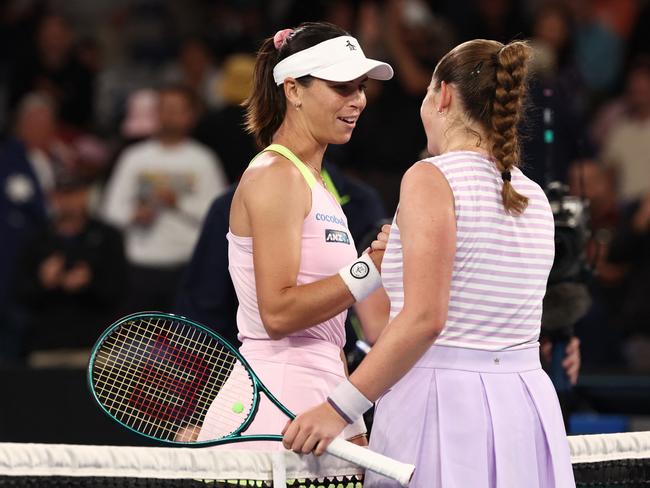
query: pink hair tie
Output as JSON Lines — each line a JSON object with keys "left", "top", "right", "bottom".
{"left": 273, "top": 28, "right": 294, "bottom": 50}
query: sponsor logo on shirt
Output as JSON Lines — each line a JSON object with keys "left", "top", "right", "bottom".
{"left": 316, "top": 212, "right": 346, "bottom": 227}
{"left": 325, "top": 229, "right": 350, "bottom": 245}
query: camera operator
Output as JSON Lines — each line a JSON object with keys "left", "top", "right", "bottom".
{"left": 540, "top": 181, "right": 592, "bottom": 423}
{"left": 607, "top": 192, "right": 650, "bottom": 372}
{"left": 519, "top": 45, "right": 591, "bottom": 413}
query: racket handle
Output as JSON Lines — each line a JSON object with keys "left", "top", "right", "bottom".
{"left": 325, "top": 437, "right": 414, "bottom": 486}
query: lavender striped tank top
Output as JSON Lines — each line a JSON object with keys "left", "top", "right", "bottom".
{"left": 382, "top": 151, "right": 555, "bottom": 351}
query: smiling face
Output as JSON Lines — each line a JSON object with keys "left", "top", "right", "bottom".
{"left": 297, "top": 76, "right": 368, "bottom": 145}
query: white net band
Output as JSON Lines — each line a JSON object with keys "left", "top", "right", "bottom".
{"left": 0, "top": 442, "right": 363, "bottom": 482}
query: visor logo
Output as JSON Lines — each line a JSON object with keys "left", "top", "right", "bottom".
{"left": 346, "top": 40, "right": 356, "bottom": 50}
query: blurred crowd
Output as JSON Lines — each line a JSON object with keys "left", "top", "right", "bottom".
{"left": 1, "top": 0, "right": 650, "bottom": 374}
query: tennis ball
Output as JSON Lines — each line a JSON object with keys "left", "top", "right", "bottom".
{"left": 232, "top": 402, "right": 244, "bottom": 414}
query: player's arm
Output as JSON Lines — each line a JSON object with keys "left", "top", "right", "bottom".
{"left": 353, "top": 223, "right": 391, "bottom": 343}
{"left": 241, "top": 157, "right": 380, "bottom": 339}
{"left": 348, "top": 162, "right": 455, "bottom": 400}
{"left": 353, "top": 287, "right": 390, "bottom": 344}
{"left": 283, "top": 162, "right": 456, "bottom": 454}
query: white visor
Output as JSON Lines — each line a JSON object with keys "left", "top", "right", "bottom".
{"left": 273, "top": 36, "right": 394, "bottom": 85}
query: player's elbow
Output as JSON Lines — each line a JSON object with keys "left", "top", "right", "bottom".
{"left": 411, "top": 308, "right": 446, "bottom": 341}
{"left": 260, "top": 311, "right": 292, "bottom": 340}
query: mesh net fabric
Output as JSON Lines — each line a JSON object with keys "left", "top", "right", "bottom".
{"left": 1, "top": 432, "right": 649, "bottom": 487}
{"left": 571, "top": 431, "right": 650, "bottom": 487}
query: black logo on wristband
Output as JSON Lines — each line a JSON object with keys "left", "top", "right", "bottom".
{"left": 350, "top": 261, "right": 369, "bottom": 279}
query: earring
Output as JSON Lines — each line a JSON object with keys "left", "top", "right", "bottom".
{"left": 294, "top": 102, "right": 301, "bottom": 109}
{"left": 437, "top": 109, "right": 445, "bottom": 116}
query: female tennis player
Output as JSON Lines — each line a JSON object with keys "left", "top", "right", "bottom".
{"left": 197, "top": 22, "right": 393, "bottom": 446}
{"left": 283, "top": 39, "right": 576, "bottom": 487}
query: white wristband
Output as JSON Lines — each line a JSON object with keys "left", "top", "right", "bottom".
{"left": 327, "top": 378, "right": 373, "bottom": 424}
{"left": 338, "top": 253, "right": 381, "bottom": 302}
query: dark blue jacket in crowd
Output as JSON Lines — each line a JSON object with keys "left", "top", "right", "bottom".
{"left": 0, "top": 138, "right": 48, "bottom": 315}
{"left": 174, "top": 162, "right": 387, "bottom": 347}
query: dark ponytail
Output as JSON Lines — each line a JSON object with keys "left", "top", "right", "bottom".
{"left": 243, "top": 37, "right": 285, "bottom": 148}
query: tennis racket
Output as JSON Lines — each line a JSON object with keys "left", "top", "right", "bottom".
{"left": 88, "top": 312, "right": 414, "bottom": 486}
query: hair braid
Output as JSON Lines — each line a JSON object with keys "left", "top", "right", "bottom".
{"left": 490, "top": 41, "right": 531, "bottom": 214}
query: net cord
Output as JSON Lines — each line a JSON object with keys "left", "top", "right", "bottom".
{"left": 1, "top": 433, "right": 648, "bottom": 479}
{"left": 0, "top": 443, "right": 363, "bottom": 481}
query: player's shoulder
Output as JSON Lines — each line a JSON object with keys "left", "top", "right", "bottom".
{"left": 242, "top": 150, "right": 308, "bottom": 187}
{"left": 402, "top": 159, "right": 448, "bottom": 188}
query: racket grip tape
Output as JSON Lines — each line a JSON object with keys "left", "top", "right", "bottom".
{"left": 325, "top": 437, "right": 415, "bottom": 486}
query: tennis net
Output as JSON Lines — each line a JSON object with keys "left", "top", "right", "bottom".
{"left": 0, "top": 431, "right": 648, "bottom": 487}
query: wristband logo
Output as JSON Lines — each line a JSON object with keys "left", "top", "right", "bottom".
{"left": 350, "top": 261, "right": 370, "bottom": 279}
{"left": 325, "top": 229, "right": 350, "bottom": 244}
{"left": 316, "top": 212, "right": 346, "bottom": 227}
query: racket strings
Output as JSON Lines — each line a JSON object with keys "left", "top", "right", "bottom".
{"left": 91, "top": 317, "right": 255, "bottom": 442}
{"left": 93, "top": 325, "right": 217, "bottom": 439}
{"left": 93, "top": 320, "right": 248, "bottom": 433}
{"left": 94, "top": 324, "right": 233, "bottom": 423}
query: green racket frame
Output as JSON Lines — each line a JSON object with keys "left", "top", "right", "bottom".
{"left": 88, "top": 311, "right": 294, "bottom": 446}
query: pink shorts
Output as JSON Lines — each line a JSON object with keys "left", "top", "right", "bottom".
{"left": 199, "top": 336, "right": 365, "bottom": 449}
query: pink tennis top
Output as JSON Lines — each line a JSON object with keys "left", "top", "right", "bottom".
{"left": 227, "top": 144, "right": 357, "bottom": 348}
{"left": 382, "top": 151, "right": 556, "bottom": 351}
{"left": 199, "top": 145, "right": 365, "bottom": 445}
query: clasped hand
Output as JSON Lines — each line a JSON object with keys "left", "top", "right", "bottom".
{"left": 282, "top": 401, "right": 348, "bottom": 456}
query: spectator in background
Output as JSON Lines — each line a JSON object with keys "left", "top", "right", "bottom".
{"left": 10, "top": 172, "right": 125, "bottom": 367}
{"left": 600, "top": 56, "right": 650, "bottom": 203}
{"left": 329, "top": 0, "right": 455, "bottom": 213}
{"left": 461, "top": 0, "right": 527, "bottom": 44}
{"left": 204, "top": 1, "right": 268, "bottom": 58}
{"left": 521, "top": 1, "right": 589, "bottom": 187}
{"left": 627, "top": 0, "right": 650, "bottom": 60}
{"left": 0, "top": 94, "right": 56, "bottom": 360}
{"left": 162, "top": 37, "right": 224, "bottom": 110}
{"left": 570, "top": 0, "right": 637, "bottom": 104}
{"left": 193, "top": 53, "right": 258, "bottom": 183}
{"left": 99, "top": 88, "right": 160, "bottom": 187}
{"left": 8, "top": 14, "right": 95, "bottom": 129}
{"left": 568, "top": 160, "right": 622, "bottom": 269}
{"left": 101, "top": 84, "right": 227, "bottom": 313}
{"left": 120, "top": 89, "right": 160, "bottom": 143}
{"left": 607, "top": 190, "right": 650, "bottom": 372}
{"left": 568, "top": 159, "right": 626, "bottom": 369}
{"left": 529, "top": 1, "right": 587, "bottom": 115}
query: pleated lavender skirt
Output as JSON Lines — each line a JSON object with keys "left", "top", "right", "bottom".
{"left": 366, "top": 345, "right": 575, "bottom": 488}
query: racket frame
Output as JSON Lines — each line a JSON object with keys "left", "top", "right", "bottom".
{"left": 88, "top": 311, "right": 415, "bottom": 486}
{"left": 88, "top": 311, "right": 294, "bottom": 446}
